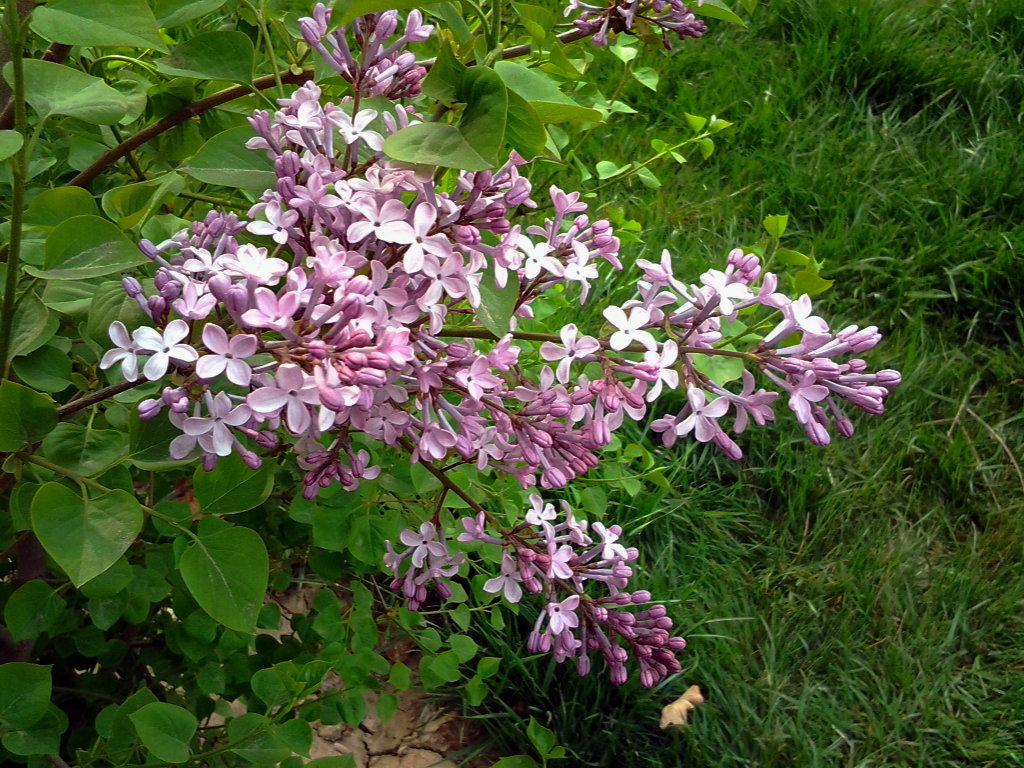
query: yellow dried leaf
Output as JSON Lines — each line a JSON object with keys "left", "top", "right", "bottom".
{"left": 659, "top": 685, "right": 705, "bottom": 729}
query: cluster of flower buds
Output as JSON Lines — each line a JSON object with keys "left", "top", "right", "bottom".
{"left": 299, "top": 3, "right": 432, "bottom": 99}
{"left": 564, "top": 0, "right": 707, "bottom": 47}
{"left": 387, "top": 495, "right": 686, "bottom": 688}
{"left": 99, "top": 5, "right": 900, "bottom": 689}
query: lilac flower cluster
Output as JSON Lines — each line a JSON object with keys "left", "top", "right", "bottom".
{"left": 98, "top": 5, "right": 900, "bottom": 690}
{"left": 386, "top": 496, "right": 685, "bottom": 688}
{"left": 299, "top": 4, "right": 432, "bottom": 100}
{"left": 564, "top": 0, "right": 707, "bottom": 47}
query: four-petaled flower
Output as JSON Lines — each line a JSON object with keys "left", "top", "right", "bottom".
{"left": 347, "top": 198, "right": 415, "bottom": 244}
{"left": 330, "top": 107, "right": 384, "bottom": 150}
{"left": 181, "top": 392, "right": 251, "bottom": 456}
{"left": 133, "top": 320, "right": 198, "bottom": 381}
{"left": 540, "top": 324, "right": 601, "bottom": 383}
{"left": 603, "top": 306, "right": 657, "bottom": 351}
{"left": 483, "top": 554, "right": 523, "bottom": 603}
{"left": 100, "top": 321, "right": 141, "bottom": 381}
{"left": 546, "top": 595, "right": 580, "bottom": 634}
{"left": 196, "top": 325, "right": 257, "bottom": 386}
{"left": 675, "top": 387, "right": 729, "bottom": 442}
{"left": 247, "top": 363, "right": 321, "bottom": 433}
{"left": 399, "top": 522, "right": 447, "bottom": 568}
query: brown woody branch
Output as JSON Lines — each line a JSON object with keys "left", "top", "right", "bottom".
{"left": 67, "top": 66, "right": 315, "bottom": 189}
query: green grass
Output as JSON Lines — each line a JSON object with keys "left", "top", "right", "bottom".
{"left": 466, "top": 1, "right": 1024, "bottom": 765}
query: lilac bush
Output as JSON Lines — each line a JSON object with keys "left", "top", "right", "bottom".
{"left": 95, "top": 4, "right": 900, "bottom": 689}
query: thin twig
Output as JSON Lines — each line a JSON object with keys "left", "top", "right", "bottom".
{"left": 67, "top": 66, "right": 314, "bottom": 189}
{"left": 57, "top": 379, "right": 148, "bottom": 419}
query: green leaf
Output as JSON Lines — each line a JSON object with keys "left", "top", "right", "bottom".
{"left": 86, "top": 280, "right": 146, "bottom": 346}
{"left": 449, "top": 634, "right": 478, "bottom": 663}
{"left": 155, "top": 0, "right": 228, "bottom": 27}
{"left": 527, "top": 718, "right": 558, "bottom": 758}
{"left": 388, "top": 661, "right": 411, "bottom": 691}
{"left": 155, "top": 32, "right": 255, "bottom": 83}
{"left": 0, "top": 663, "right": 52, "bottom": 730}
{"left": 102, "top": 173, "right": 185, "bottom": 231}
{"left": 9, "top": 293, "right": 58, "bottom": 360}
{"left": 762, "top": 213, "right": 788, "bottom": 239}
{"left": 595, "top": 160, "right": 629, "bottom": 179}
{"left": 31, "top": 0, "right": 167, "bottom": 52}
{"left": 476, "top": 264, "right": 519, "bottom": 336}
{"left": 793, "top": 268, "right": 834, "bottom": 296}
{"left": 179, "top": 525, "right": 268, "bottom": 632}
{"left": 609, "top": 35, "right": 638, "bottom": 63}
{"left": 1, "top": 703, "right": 67, "bottom": 756}
{"left": 7, "top": 60, "right": 130, "bottom": 124}
{"left": 31, "top": 483, "right": 144, "bottom": 587}
{"left": 25, "top": 187, "right": 100, "bottom": 228}
{"left": 227, "top": 713, "right": 291, "bottom": 763}
{"left": 42, "top": 422, "right": 129, "bottom": 477}
{"left": 193, "top": 453, "right": 276, "bottom": 515}
{"left": 127, "top": 411, "right": 192, "bottom": 471}
{"left": 491, "top": 757, "right": 540, "bottom": 768}
{"left": 0, "top": 381, "right": 58, "bottom": 451}
{"left": 421, "top": 41, "right": 466, "bottom": 103}
{"left": 636, "top": 166, "right": 661, "bottom": 189}
{"left": 385, "top": 66, "right": 508, "bottom": 170}
{"left": 3, "top": 580, "right": 66, "bottom": 642}
{"left": 24, "top": 216, "right": 148, "bottom": 281}
{"left": 493, "top": 61, "right": 601, "bottom": 123}
{"left": 691, "top": 353, "right": 744, "bottom": 386}
{"left": 179, "top": 125, "right": 276, "bottom": 194}
{"left": 694, "top": 0, "right": 747, "bottom": 25}
{"left": 775, "top": 247, "right": 809, "bottom": 267}
{"left": 129, "top": 703, "right": 197, "bottom": 764}
{"left": 0, "top": 129, "right": 22, "bottom": 161}
{"left": 12, "top": 344, "right": 71, "bottom": 392}
{"left": 631, "top": 66, "right": 659, "bottom": 91}
{"left": 504, "top": 91, "right": 546, "bottom": 159}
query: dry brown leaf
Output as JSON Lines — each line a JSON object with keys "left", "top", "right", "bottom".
{"left": 659, "top": 685, "right": 705, "bottom": 729}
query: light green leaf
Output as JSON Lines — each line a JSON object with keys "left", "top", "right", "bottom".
{"left": 421, "top": 41, "right": 466, "bottom": 104}
{"left": 42, "top": 422, "right": 129, "bottom": 477}
{"left": 0, "top": 381, "right": 58, "bottom": 451}
{"left": 476, "top": 264, "right": 519, "bottom": 336}
{"left": 691, "top": 354, "right": 744, "bottom": 386}
{"left": 793, "top": 268, "right": 834, "bottom": 296}
{"left": 494, "top": 61, "right": 601, "bottom": 123}
{"left": 0, "top": 664, "right": 52, "bottom": 730}
{"left": 31, "top": 0, "right": 167, "bottom": 52}
{"left": 762, "top": 214, "right": 788, "bottom": 238}
{"left": 694, "top": 0, "right": 747, "bottom": 25}
{"left": 129, "top": 703, "right": 197, "bottom": 764}
{"left": 192, "top": 453, "right": 276, "bottom": 515}
{"left": 7, "top": 60, "right": 130, "bottom": 124}
{"left": 449, "top": 634, "right": 478, "bottom": 663}
{"left": 86, "top": 280, "right": 146, "bottom": 346}
{"left": 179, "top": 125, "right": 275, "bottom": 193}
{"left": 383, "top": 122, "right": 491, "bottom": 171}
{"left": 31, "top": 483, "right": 144, "bottom": 587}
{"left": 595, "top": 160, "right": 629, "bottom": 179}
{"left": 632, "top": 66, "right": 659, "bottom": 91}
{"left": 155, "top": 31, "right": 255, "bottom": 83}
{"left": 179, "top": 525, "right": 268, "bottom": 632}
{"left": 527, "top": 717, "right": 558, "bottom": 758}
{"left": 24, "top": 216, "right": 147, "bottom": 281}
{"left": 636, "top": 165, "right": 661, "bottom": 189}
{"left": 155, "top": 0, "right": 228, "bottom": 27}
{"left": 127, "top": 411, "right": 193, "bottom": 471}
{"left": 491, "top": 757, "right": 540, "bottom": 768}
{"left": 0, "top": 129, "right": 22, "bottom": 161}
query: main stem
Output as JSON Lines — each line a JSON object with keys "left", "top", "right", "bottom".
{"left": 0, "top": 7, "right": 27, "bottom": 379}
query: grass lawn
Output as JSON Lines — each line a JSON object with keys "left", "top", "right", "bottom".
{"left": 468, "top": 1, "right": 1024, "bottom": 765}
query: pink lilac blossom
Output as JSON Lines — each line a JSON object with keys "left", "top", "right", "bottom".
{"left": 386, "top": 497, "right": 686, "bottom": 688}
{"left": 564, "top": 0, "right": 708, "bottom": 47}
{"left": 99, "top": 6, "right": 900, "bottom": 691}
